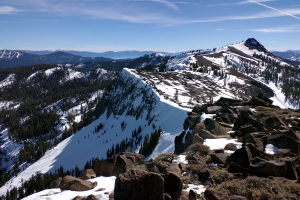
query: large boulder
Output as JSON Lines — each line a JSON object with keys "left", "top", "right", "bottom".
{"left": 248, "top": 97, "right": 270, "bottom": 107}
{"left": 114, "top": 169, "right": 164, "bottom": 200}
{"left": 175, "top": 131, "right": 204, "bottom": 154}
{"left": 50, "top": 177, "right": 62, "bottom": 188}
{"left": 148, "top": 155, "right": 182, "bottom": 177}
{"left": 93, "top": 158, "right": 114, "bottom": 177}
{"left": 250, "top": 157, "right": 298, "bottom": 180}
{"left": 188, "top": 190, "right": 197, "bottom": 200}
{"left": 86, "top": 195, "right": 97, "bottom": 200}
{"left": 238, "top": 124, "right": 257, "bottom": 136}
{"left": 174, "top": 131, "right": 189, "bottom": 154}
{"left": 214, "top": 97, "right": 243, "bottom": 107}
{"left": 59, "top": 175, "right": 96, "bottom": 191}
{"left": 226, "top": 144, "right": 270, "bottom": 173}
{"left": 207, "top": 106, "right": 222, "bottom": 114}
{"left": 226, "top": 144, "right": 298, "bottom": 180}
{"left": 262, "top": 116, "right": 287, "bottom": 130}
{"left": 113, "top": 153, "right": 145, "bottom": 176}
{"left": 224, "top": 143, "right": 238, "bottom": 151}
{"left": 234, "top": 107, "right": 263, "bottom": 133}
{"left": 203, "top": 118, "right": 227, "bottom": 136}
{"left": 192, "top": 104, "right": 208, "bottom": 114}
{"left": 163, "top": 173, "right": 183, "bottom": 200}
{"left": 183, "top": 112, "right": 201, "bottom": 130}
{"left": 215, "top": 107, "right": 237, "bottom": 124}
{"left": 80, "top": 169, "right": 96, "bottom": 180}
{"left": 267, "top": 133, "right": 300, "bottom": 154}
{"left": 204, "top": 189, "right": 221, "bottom": 200}
{"left": 194, "top": 125, "right": 217, "bottom": 139}
{"left": 211, "top": 153, "right": 230, "bottom": 165}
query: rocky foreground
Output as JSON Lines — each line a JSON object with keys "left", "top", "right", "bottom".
{"left": 26, "top": 95, "right": 300, "bottom": 200}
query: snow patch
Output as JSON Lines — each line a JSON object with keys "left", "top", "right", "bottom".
{"left": 173, "top": 155, "right": 188, "bottom": 165}
{"left": 265, "top": 144, "right": 278, "bottom": 155}
{"left": 22, "top": 176, "right": 116, "bottom": 200}
{"left": 183, "top": 184, "right": 206, "bottom": 195}
{"left": 45, "top": 67, "right": 62, "bottom": 76}
{"left": 204, "top": 138, "right": 242, "bottom": 150}
{"left": 0, "top": 74, "right": 15, "bottom": 88}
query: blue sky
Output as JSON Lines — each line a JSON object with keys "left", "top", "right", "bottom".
{"left": 0, "top": 0, "right": 300, "bottom": 52}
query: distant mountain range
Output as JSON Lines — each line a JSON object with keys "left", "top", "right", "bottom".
{"left": 0, "top": 49, "right": 177, "bottom": 68}
{"left": 0, "top": 50, "right": 112, "bottom": 68}
{"left": 22, "top": 50, "right": 176, "bottom": 59}
{"left": 272, "top": 50, "right": 300, "bottom": 65}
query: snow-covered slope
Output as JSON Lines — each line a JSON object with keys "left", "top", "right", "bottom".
{"left": 0, "top": 128, "right": 23, "bottom": 171}
{"left": 0, "top": 74, "right": 15, "bottom": 88}
{"left": 163, "top": 38, "right": 300, "bottom": 109}
{"left": 0, "top": 50, "right": 22, "bottom": 60}
{"left": 0, "top": 68, "right": 188, "bottom": 194}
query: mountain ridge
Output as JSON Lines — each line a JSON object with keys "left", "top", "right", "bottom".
{"left": 0, "top": 50, "right": 112, "bottom": 69}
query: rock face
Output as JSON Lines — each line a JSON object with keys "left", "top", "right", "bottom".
{"left": 114, "top": 169, "right": 165, "bottom": 200}
{"left": 59, "top": 176, "right": 97, "bottom": 191}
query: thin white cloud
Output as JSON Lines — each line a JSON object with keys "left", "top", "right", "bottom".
{"left": 123, "top": 0, "right": 179, "bottom": 11}
{"left": 208, "top": 0, "right": 276, "bottom": 7}
{"left": 251, "top": 24, "right": 300, "bottom": 33}
{"left": 0, "top": 6, "right": 19, "bottom": 14}
{"left": 185, "top": 8, "right": 300, "bottom": 24}
{"left": 248, "top": 0, "right": 300, "bottom": 21}
{"left": 216, "top": 28, "right": 225, "bottom": 31}
{"left": 151, "top": 0, "right": 179, "bottom": 11}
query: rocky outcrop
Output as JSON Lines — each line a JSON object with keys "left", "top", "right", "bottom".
{"left": 80, "top": 169, "right": 96, "bottom": 180}
{"left": 163, "top": 172, "right": 183, "bottom": 200}
{"left": 226, "top": 143, "right": 299, "bottom": 180}
{"left": 224, "top": 143, "right": 237, "bottom": 151}
{"left": 93, "top": 158, "right": 115, "bottom": 177}
{"left": 92, "top": 152, "right": 145, "bottom": 177}
{"left": 112, "top": 152, "right": 145, "bottom": 175}
{"left": 58, "top": 175, "right": 97, "bottom": 191}
{"left": 114, "top": 169, "right": 165, "bottom": 200}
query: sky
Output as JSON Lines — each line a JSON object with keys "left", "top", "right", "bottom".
{"left": 0, "top": 0, "right": 300, "bottom": 52}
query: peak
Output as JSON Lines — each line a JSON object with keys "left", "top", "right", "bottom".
{"left": 244, "top": 38, "right": 267, "bottom": 52}
{"left": 245, "top": 38, "right": 260, "bottom": 46}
